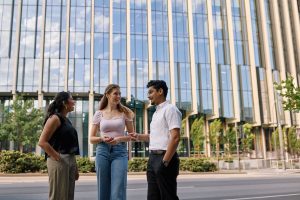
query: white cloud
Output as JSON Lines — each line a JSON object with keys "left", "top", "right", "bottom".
{"left": 95, "top": 14, "right": 109, "bottom": 32}
{"left": 113, "top": 34, "right": 121, "bottom": 43}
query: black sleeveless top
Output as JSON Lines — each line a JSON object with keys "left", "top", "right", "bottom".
{"left": 47, "top": 114, "right": 80, "bottom": 157}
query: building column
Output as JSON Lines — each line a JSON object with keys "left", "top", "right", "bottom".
{"left": 143, "top": 106, "right": 148, "bottom": 135}
{"left": 186, "top": 0, "right": 197, "bottom": 114}
{"left": 126, "top": 0, "right": 132, "bottom": 157}
{"left": 109, "top": 0, "right": 113, "bottom": 83}
{"left": 88, "top": 0, "right": 95, "bottom": 158}
{"left": 257, "top": 0, "right": 276, "bottom": 124}
{"left": 291, "top": 0, "right": 300, "bottom": 127}
{"left": 206, "top": 0, "right": 219, "bottom": 119}
{"left": 278, "top": 1, "right": 297, "bottom": 79}
{"left": 64, "top": 0, "right": 71, "bottom": 91}
{"left": 261, "top": 128, "right": 267, "bottom": 159}
{"left": 12, "top": 0, "right": 22, "bottom": 97}
{"left": 244, "top": 0, "right": 261, "bottom": 126}
{"left": 35, "top": 0, "right": 47, "bottom": 155}
{"left": 290, "top": 0, "right": 300, "bottom": 71}
{"left": 269, "top": 0, "right": 291, "bottom": 127}
{"left": 185, "top": 116, "right": 191, "bottom": 157}
{"left": 167, "top": 0, "right": 175, "bottom": 105}
{"left": 147, "top": 0, "right": 153, "bottom": 80}
{"left": 126, "top": 0, "right": 131, "bottom": 101}
{"left": 10, "top": 0, "right": 23, "bottom": 150}
{"left": 38, "top": 0, "right": 47, "bottom": 106}
{"left": 225, "top": 0, "right": 240, "bottom": 123}
{"left": 205, "top": 119, "right": 211, "bottom": 157}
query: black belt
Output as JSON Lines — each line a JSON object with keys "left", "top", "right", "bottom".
{"left": 150, "top": 150, "right": 166, "bottom": 155}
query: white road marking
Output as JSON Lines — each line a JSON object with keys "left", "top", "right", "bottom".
{"left": 223, "top": 193, "right": 300, "bottom": 200}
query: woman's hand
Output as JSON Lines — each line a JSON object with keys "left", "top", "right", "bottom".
{"left": 103, "top": 136, "right": 114, "bottom": 143}
{"left": 51, "top": 152, "right": 61, "bottom": 161}
{"left": 106, "top": 137, "right": 120, "bottom": 145}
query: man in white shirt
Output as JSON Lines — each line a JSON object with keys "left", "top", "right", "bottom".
{"left": 130, "top": 80, "right": 182, "bottom": 200}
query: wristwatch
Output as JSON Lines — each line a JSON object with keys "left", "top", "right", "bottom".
{"left": 162, "top": 160, "right": 169, "bottom": 167}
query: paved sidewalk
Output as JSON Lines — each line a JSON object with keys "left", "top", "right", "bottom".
{"left": 0, "top": 169, "right": 300, "bottom": 184}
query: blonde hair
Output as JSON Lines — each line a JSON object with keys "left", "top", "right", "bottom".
{"left": 99, "top": 84, "right": 133, "bottom": 116}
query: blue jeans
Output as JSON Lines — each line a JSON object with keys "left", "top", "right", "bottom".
{"left": 95, "top": 142, "right": 128, "bottom": 200}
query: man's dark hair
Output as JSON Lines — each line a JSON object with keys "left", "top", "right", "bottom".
{"left": 147, "top": 80, "right": 168, "bottom": 98}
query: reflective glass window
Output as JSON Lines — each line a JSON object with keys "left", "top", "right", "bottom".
{"left": 151, "top": 0, "right": 170, "bottom": 99}
{"left": 68, "top": 1, "right": 91, "bottom": 92}
{"left": 172, "top": 0, "right": 191, "bottom": 111}
{"left": 43, "top": 1, "right": 67, "bottom": 92}
{"left": 193, "top": 0, "right": 212, "bottom": 114}
{"left": 130, "top": 0, "right": 148, "bottom": 101}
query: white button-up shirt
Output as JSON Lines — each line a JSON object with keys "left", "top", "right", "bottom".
{"left": 149, "top": 101, "right": 182, "bottom": 150}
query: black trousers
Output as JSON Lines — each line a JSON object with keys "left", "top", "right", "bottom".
{"left": 147, "top": 152, "right": 179, "bottom": 200}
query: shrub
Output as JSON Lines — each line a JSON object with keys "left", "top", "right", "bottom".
{"left": 76, "top": 157, "right": 95, "bottom": 173}
{"left": 0, "top": 151, "right": 216, "bottom": 173}
{"left": 180, "top": 158, "right": 217, "bottom": 172}
{"left": 0, "top": 150, "right": 46, "bottom": 173}
{"left": 128, "top": 158, "right": 148, "bottom": 172}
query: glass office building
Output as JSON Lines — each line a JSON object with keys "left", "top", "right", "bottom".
{"left": 0, "top": 0, "right": 300, "bottom": 158}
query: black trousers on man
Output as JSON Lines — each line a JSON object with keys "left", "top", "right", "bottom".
{"left": 147, "top": 152, "right": 179, "bottom": 200}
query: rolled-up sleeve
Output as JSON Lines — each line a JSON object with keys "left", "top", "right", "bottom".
{"left": 165, "top": 106, "right": 182, "bottom": 131}
{"left": 92, "top": 110, "right": 102, "bottom": 125}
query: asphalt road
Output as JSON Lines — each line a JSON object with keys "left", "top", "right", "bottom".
{"left": 0, "top": 173, "right": 300, "bottom": 200}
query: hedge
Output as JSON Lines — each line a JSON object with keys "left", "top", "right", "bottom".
{"left": 0, "top": 151, "right": 216, "bottom": 173}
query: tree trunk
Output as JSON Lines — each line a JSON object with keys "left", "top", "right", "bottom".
{"left": 19, "top": 143, "right": 23, "bottom": 153}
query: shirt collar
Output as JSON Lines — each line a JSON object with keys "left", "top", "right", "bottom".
{"left": 156, "top": 100, "right": 169, "bottom": 111}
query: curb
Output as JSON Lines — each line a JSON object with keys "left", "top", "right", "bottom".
{"left": 0, "top": 170, "right": 247, "bottom": 177}
{"left": 2, "top": 169, "right": 299, "bottom": 177}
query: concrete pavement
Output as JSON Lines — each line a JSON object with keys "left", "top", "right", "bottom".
{"left": 1, "top": 168, "right": 300, "bottom": 184}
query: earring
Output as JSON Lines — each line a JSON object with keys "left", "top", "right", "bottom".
{"left": 64, "top": 105, "right": 68, "bottom": 110}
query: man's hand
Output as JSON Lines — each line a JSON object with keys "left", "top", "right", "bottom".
{"left": 128, "top": 132, "right": 138, "bottom": 141}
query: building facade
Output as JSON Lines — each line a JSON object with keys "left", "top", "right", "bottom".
{"left": 0, "top": 0, "right": 300, "bottom": 158}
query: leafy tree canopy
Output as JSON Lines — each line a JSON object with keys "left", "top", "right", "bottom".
{"left": 0, "top": 95, "right": 44, "bottom": 152}
{"left": 274, "top": 75, "right": 300, "bottom": 111}
{"left": 190, "top": 117, "right": 204, "bottom": 153}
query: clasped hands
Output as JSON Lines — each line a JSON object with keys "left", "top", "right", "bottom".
{"left": 128, "top": 132, "right": 141, "bottom": 142}
{"left": 100, "top": 133, "right": 142, "bottom": 145}
{"left": 102, "top": 136, "right": 119, "bottom": 145}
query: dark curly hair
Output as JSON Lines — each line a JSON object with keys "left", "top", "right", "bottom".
{"left": 43, "top": 91, "right": 71, "bottom": 125}
{"left": 146, "top": 80, "right": 168, "bottom": 98}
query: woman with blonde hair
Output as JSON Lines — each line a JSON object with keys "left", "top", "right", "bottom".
{"left": 90, "top": 84, "right": 134, "bottom": 200}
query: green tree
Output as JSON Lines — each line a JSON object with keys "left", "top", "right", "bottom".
{"left": 190, "top": 117, "right": 204, "bottom": 156}
{"left": 274, "top": 75, "right": 300, "bottom": 111}
{"left": 209, "top": 119, "right": 222, "bottom": 159}
{"left": 0, "top": 96, "right": 44, "bottom": 152}
{"left": 271, "top": 127, "right": 288, "bottom": 155}
{"left": 178, "top": 118, "right": 187, "bottom": 154}
{"left": 223, "top": 127, "right": 237, "bottom": 158}
{"left": 271, "top": 128, "right": 280, "bottom": 152}
{"left": 287, "top": 127, "right": 300, "bottom": 157}
{"left": 241, "top": 123, "right": 254, "bottom": 155}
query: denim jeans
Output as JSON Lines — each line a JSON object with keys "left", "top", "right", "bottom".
{"left": 95, "top": 142, "right": 128, "bottom": 200}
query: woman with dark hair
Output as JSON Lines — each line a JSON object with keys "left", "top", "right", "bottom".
{"left": 90, "top": 84, "right": 134, "bottom": 200}
{"left": 39, "top": 91, "right": 80, "bottom": 200}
